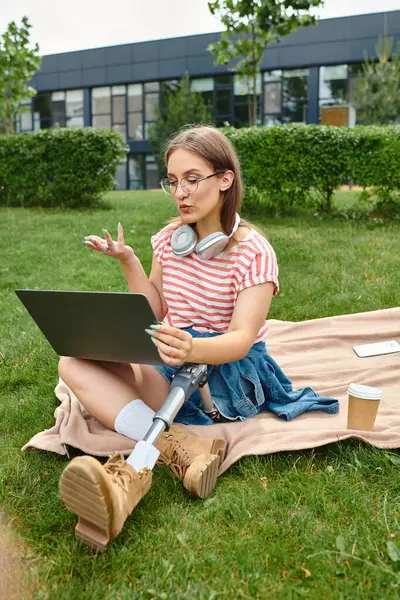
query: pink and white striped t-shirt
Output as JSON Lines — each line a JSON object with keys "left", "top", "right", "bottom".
{"left": 151, "top": 222, "right": 279, "bottom": 343}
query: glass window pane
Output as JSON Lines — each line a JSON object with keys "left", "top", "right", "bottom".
{"left": 161, "top": 80, "right": 179, "bottom": 94}
{"left": 264, "top": 82, "right": 281, "bottom": 114}
{"left": 52, "top": 91, "right": 65, "bottom": 102}
{"left": 112, "top": 95, "right": 126, "bottom": 123}
{"left": 145, "top": 94, "right": 159, "bottom": 121}
{"left": 115, "top": 157, "right": 127, "bottom": 190}
{"left": 216, "top": 88, "right": 231, "bottom": 114}
{"left": 92, "top": 87, "right": 111, "bottom": 114}
{"left": 282, "top": 70, "right": 308, "bottom": 123}
{"left": 33, "top": 93, "right": 55, "bottom": 129}
{"left": 144, "top": 81, "right": 159, "bottom": 92}
{"left": 20, "top": 108, "right": 32, "bottom": 131}
{"left": 319, "top": 65, "right": 348, "bottom": 104}
{"left": 234, "top": 74, "right": 261, "bottom": 95}
{"left": 66, "top": 90, "right": 84, "bottom": 126}
{"left": 128, "top": 84, "right": 143, "bottom": 111}
{"left": 128, "top": 113, "right": 143, "bottom": 140}
{"left": 263, "top": 115, "right": 281, "bottom": 126}
{"left": 93, "top": 115, "right": 111, "bottom": 129}
{"left": 214, "top": 75, "right": 232, "bottom": 86}
{"left": 129, "top": 155, "right": 144, "bottom": 189}
{"left": 145, "top": 155, "right": 159, "bottom": 190}
{"left": 112, "top": 85, "right": 126, "bottom": 96}
{"left": 191, "top": 78, "right": 214, "bottom": 92}
{"left": 145, "top": 121, "right": 156, "bottom": 139}
{"left": 52, "top": 100, "right": 67, "bottom": 127}
{"left": 113, "top": 123, "right": 126, "bottom": 141}
{"left": 263, "top": 70, "right": 282, "bottom": 83}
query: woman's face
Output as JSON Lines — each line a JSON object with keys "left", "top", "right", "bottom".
{"left": 166, "top": 148, "right": 233, "bottom": 224}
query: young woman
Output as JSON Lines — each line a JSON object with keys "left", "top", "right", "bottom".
{"left": 58, "top": 125, "right": 337, "bottom": 551}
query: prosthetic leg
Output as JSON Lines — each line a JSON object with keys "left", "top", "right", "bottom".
{"left": 59, "top": 364, "right": 226, "bottom": 551}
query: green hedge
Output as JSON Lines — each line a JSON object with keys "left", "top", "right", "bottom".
{"left": 224, "top": 124, "right": 400, "bottom": 212}
{"left": 0, "top": 128, "right": 126, "bottom": 208}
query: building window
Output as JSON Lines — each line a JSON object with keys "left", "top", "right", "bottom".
{"left": 144, "top": 81, "right": 160, "bottom": 139}
{"left": 127, "top": 154, "right": 159, "bottom": 190}
{"left": 92, "top": 87, "right": 111, "bottom": 129}
{"left": 111, "top": 85, "right": 127, "bottom": 142}
{"left": 92, "top": 82, "right": 160, "bottom": 141}
{"left": 115, "top": 156, "right": 128, "bottom": 190}
{"left": 190, "top": 77, "right": 214, "bottom": 110}
{"left": 263, "top": 69, "right": 308, "bottom": 125}
{"left": 127, "top": 84, "right": 143, "bottom": 140}
{"left": 319, "top": 65, "right": 348, "bottom": 107}
{"left": 234, "top": 74, "right": 262, "bottom": 127}
{"left": 348, "top": 63, "right": 364, "bottom": 105}
{"left": 32, "top": 93, "right": 52, "bottom": 129}
{"left": 16, "top": 100, "right": 33, "bottom": 133}
{"left": 282, "top": 69, "right": 308, "bottom": 124}
{"left": 145, "top": 155, "right": 158, "bottom": 189}
{"left": 49, "top": 90, "right": 84, "bottom": 128}
{"left": 129, "top": 155, "right": 144, "bottom": 189}
{"left": 214, "top": 75, "right": 233, "bottom": 126}
{"left": 263, "top": 70, "right": 282, "bottom": 124}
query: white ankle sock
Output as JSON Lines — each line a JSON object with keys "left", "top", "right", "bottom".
{"left": 126, "top": 440, "right": 160, "bottom": 472}
{"left": 114, "top": 399, "right": 155, "bottom": 441}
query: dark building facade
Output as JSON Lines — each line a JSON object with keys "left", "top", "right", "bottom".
{"left": 18, "top": 10, "right": 400, "bottom": 190}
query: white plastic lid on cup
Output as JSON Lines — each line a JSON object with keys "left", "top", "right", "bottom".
{"left": 348, "top": 383, "right": 382, "bottom": 400}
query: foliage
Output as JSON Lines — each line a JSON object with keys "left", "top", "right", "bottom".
{"left": 224, "top": 124, "right": 400, "bottom": 215}
{"left": 0, "top": 127, "right": 127, "bottom": 208}
{"left": 148, "top": 73, "right": 213, "bottom": 178}
{"left": 208, "top": 0, "right": 323, "bottom": 125}
{"left": 0, "top": 16, "right": 41, "bottom": 135}
{"left": 353, "top": 31, "right": 400, "bottom": 125}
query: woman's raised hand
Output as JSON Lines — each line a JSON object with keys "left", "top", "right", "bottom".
{"left": 84, "top": 222, "right": 134, "bottom": 263}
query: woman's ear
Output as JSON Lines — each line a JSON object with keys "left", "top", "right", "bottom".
{"left": 219, "top": 170, "right": 235, "bottom": 192}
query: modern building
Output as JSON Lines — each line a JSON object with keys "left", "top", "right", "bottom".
{"left": 18, "top": 10, "right": 400, "bottom": 190}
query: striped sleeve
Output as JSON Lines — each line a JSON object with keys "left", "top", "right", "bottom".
{"left": 151, "top": 225, "right": 174, "bottom": 266}
{"left": 238, "top": 240, "right": 279, "bottom": 296}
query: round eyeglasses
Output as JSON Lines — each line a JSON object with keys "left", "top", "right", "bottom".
{"left": 160, "top": 171, "right": 226, "bottom": 196}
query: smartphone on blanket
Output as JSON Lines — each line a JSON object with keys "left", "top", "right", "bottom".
{"left": 353, "top": 340, "right": 400, "bottom": 358}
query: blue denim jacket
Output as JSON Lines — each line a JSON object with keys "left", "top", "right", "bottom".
{"left": 155, "top": 327, "right": 339, "bottom": 426}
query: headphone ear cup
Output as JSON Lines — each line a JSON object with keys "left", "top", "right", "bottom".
{"left": 196, "top": 232, "right": 229, "bottom": 260}
{"left": 171, "top": 225, "right": 197, "bottom": 256}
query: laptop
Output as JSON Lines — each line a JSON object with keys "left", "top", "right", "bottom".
{"left": 15, "top": 289, "right": 165, "bottom": 365}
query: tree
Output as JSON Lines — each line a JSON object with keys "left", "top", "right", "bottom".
{"left": 0, "top": 16, "right": 41, "bottom": 135}
{"left": 353, "top": 32, "right": 400, "bottom": 125}
{"left": 208, "top": 0, "right": 323, "bottom": 126}
{"left": 148, "top": 73, "right": 213, "bottom": 177}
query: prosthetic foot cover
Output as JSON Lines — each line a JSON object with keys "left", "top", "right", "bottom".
{"left": 59, "top": 452, "right": 152, "bottom": 551}
{"left": 156, "top": 424, "right": 227, "bottom": 498}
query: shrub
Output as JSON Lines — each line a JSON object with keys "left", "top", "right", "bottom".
{"left": 224, "top": 124, "right": 400, "bottom": 215}
{"left": 0, "top": 127, "right": 126, "bottom": 208}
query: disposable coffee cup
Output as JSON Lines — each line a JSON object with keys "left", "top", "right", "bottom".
{"left": 347, "top": 383, "right": 382, "bottom": 431}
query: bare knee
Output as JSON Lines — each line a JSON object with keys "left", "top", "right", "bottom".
{"left": 58, "top": 356, "right": 87, "bottom": 382}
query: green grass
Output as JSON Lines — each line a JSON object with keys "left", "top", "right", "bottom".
{"left": 1, "top": 190, "right": 400, "bottom": 599}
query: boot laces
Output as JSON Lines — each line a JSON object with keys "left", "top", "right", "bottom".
{"left": 158, "top": 434, "right": 191, "bottom": 479}
{"left": 104, "top": 453, "right": 134, "bottom": 493}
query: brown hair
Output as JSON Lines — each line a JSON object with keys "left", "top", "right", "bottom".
{"left": 165, "top": 125, "right": 265, "bottom": 241}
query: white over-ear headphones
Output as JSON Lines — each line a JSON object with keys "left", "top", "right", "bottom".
{"left": 171, "top": 213, "right": 241, "bottom": 260}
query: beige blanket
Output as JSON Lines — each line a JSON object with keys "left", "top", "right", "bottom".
{"left": 22, "top": 308, "right": 400, "bottom": 474}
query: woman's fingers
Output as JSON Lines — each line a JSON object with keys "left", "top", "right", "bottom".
{"left": 84, "top": 224, "right": 127, "bottom": 256}
{"left": 103, "top": 229, "right": 115, "bottom": 250}
{"left": 117, "top": 222, "right": 125, "bottom": 245}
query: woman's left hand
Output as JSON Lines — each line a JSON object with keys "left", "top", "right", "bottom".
{"left": 146, "top": 325, "right": 193, "bottom": 366}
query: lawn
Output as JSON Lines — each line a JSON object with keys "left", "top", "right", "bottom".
{"left": 1, "top": 190, "right": 400, "bottom": 599}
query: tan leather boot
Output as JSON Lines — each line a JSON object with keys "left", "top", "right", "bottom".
{"left": 156, "top": 424, "right": 227, "bottom": 498}
{"left": 59, "top": 452, "right": 152, "bottom": 551}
